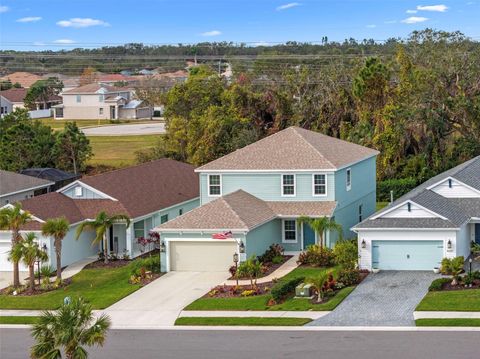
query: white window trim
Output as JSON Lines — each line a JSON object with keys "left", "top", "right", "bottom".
{"left": 208, "top": 174, "right": 222, "bottom": 197}
{"left": 281, "top": 174, "right": 296, "bottom": 197}
{"left": 282, "top": 219, "right": 298, "bottom": 243}
{"left": 346, "top": 168, "right": 352, "bottom": 191}
{"left": 312, "top": 173, "right": 327, "bottom": 197}
{"left": 74, "top": 186, "right": 83, "bottom": 197}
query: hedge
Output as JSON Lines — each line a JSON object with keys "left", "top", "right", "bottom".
{"left": 271, "top": 276, "right": 305, "bottom": 302}
{"left": 377, "top": 177, "right": 418, "bottom": 202}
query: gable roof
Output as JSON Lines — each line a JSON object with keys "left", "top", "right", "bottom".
{"left": 354, "top": 155, "right": 480, "bottom": 230}
{"left": 0, "top": 88, "right": 27, "bottom": 103}
{"left": 196, "top": 127, "right": 379, "bottom": 172}
{"left": 156, "top": 189, "right": 336, "bottom": 232}
{"left": 0, "top": 72, "right": 42, "bottom": 88}
{"left": 62, "top": 83, "right": 131, "bottom": 95}
{"left": 79, "top": 158, "right": 199, "bottom": 218}
{"left": 0, "top": 170, "right": 53, "bottom": 197}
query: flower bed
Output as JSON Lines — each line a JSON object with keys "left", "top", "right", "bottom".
{"left": 206, "top": 282, "right": 273, "bottom": 299}
{"left": 0, "top": 278, "right": 72, "bottom": 296}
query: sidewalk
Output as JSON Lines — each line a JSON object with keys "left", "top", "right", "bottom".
{"left": 179, "top": 310, "right": 328, "bottom": 319}
{"left": 223, "top": 254, "right": 300, "bottom": 286}
{"left": 414, "top": 311, "right": 480, "bottom": 319}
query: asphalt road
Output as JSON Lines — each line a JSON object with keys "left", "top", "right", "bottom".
{"left": 1, "top": 328, "right": 479, "bottom": 359}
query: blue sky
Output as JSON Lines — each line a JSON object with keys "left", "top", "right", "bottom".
{"left": 0, "top": 0, "right": 479, "bottom": 50}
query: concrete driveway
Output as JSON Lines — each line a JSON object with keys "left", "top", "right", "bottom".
{"left": 0, "top": 272, "right": 28, "bottom": 290}
{"left": 82, "top": 122, "right": 165, "bottom": 136}
{"left": 103, "top": 271, "right": 229, "bottom": 327}
{"left": 309, "top": 271, "right": 439, "bottom": 327}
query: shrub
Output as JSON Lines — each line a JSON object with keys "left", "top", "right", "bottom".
{"left": 129, "top": 256, "right": 160, "bottom": 277}
{"left": 377, "top": 177, "right": 418, "bottom": 202}
{"left": 333, "top": 240, "right": 358, "bottom": 269}
{"left": 240, "top": 290, "right": 256, "bottom": 297}
{"left": 229, "top": 265, "right": 237, "bottom": 277}
{"left": 258, "top": 244, "right": 284, "bottom": 263}
{"left": 337, "top": 268, "right": 361, "bottom": 286}
{"left": 35, "top": 264, "right": 55, "bottom": 279}
{"left": 237, "top": 256, "right": 263, "bottom": 289}
{"left": 271, "top": 255, "right": 284, "bottom": 265}
{"left": 440, "top": 257, "right": 464, "bottom": 275}
{"left": 271, "top": 276, "right": 305, "bottom": 302}
{"left": 428, "top": 278, "right": 450, "bottom": 291}
{"left": 297, "top": 245, "right": 335, "bottom": 267}
{"left": 472, "top": 270, "right": 480, "bottom": 280}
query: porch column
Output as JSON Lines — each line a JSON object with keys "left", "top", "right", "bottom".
{"left": 126, "top": 225, "right": 132, "bottom": 257}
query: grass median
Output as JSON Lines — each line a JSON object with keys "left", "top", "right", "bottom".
{"left": 416, "top": 289, "right": 480, "bottom": 312}
{"left": 415, "top": 318, "right": 480, "bottom": 327}
{"left": 175, "top": 317, "right": 312, "bottom": 326}
{"left": 0, "top": 316, "right": 39, "bottom": 325}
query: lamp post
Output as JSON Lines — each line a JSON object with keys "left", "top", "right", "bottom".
{"left": 469, "top": 257, "right": 473, "bottom": 276}
{"left": 233, "top": 253, "right": 239, "bottom": 287}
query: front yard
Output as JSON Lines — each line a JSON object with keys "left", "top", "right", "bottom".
{"left": 416, "top": 319, "right": 480, "bottom": 327}
{"left": 416, "top": 289, "right": 480, "bottom": 312}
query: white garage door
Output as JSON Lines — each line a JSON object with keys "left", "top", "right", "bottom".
{"left": 169, "top": 241, "right": 236, "bottom": 272}
{"left": 0, "top": 242, "right": 28, "bottom": 272}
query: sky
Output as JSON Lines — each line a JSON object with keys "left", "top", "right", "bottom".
{"left": 0, "top": 0, "right": 479, "bottom": 50}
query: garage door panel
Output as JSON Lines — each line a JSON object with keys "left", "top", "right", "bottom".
{"left": 372, "top": 240, "right": 443, "bottom": 270}
{"left": 170, "top": 241, "right": 236, "bottom": 272}
{"left": 0, "top": 242, "right": 28, "bottom": 271}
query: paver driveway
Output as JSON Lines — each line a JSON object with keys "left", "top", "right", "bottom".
{"left": 103, "top": 271, "right": 228, "bottom": 327}
{"left": 309, "top": 271, "right": 439, "bottom": 326}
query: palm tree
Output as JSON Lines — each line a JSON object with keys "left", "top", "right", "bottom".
{"left": 42, "top": 217, "right": 70, "bottom": 281}
{"left": 31, "top": 297, "right": 111, "bottom": 359}
{"left": 75, "top": 211, "right": 130, "bottom": 264}
{"left": 11, "top": 233, "right": 48, "bottom": 291}
{"left": 298, "top": 216, "right": 343, "bottom": 249}
{"left": 0, "top": 203, "right": 32, "bottom": 287}
{"left": 306, "top": 272, "right": 329, "bottom": 303}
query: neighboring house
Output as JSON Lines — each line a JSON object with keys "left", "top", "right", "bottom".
{"left": 97, "top": 74, "right": 137, "bottom": 86}
{"left": 42, "top": 73, "right": 80, "bottom": 93}
{"left": 0, "top": 159, "right": 199, "bottom": 272}
{"left": 354, "top": 155, "right": 480, "bottom": 271}
{"left": 20, "top": 168, "right": 80, "bottom": 192}
{"left": 53, "top": 83, "right": 152, "bottom": 120}
{"left": 156, "top": 126, "right": 379, "bottom": 272}
{"left": 0, "top": 170, "right": 53, "bottom": 206}
{"left": 0, "top": 72, "right": 42, "bottom": 88}
{"left": 0, "top": 88, "right": 61, "bottom": 116}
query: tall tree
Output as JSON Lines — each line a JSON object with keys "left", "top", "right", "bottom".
{"left": 24, "top": 77, "right": 63, "bottom": 110}
{"left": 79, "top": 66, "right": 98, "bottom": 86}
{"left": 0, "top": 203, "right": 32, "bottom": 287}
{"left": 41, "top": 217, "right": 70, "bottom": 281}
{"left": 54, "top": 122, "right": 93, "bottom": 174}
{"left": 75, "top": 211, "right": 130, "bottom": 264}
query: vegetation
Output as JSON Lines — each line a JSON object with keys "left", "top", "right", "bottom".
{"left": 428, "top": 278, "right": 452, "bottom": 291}
{"left": 298, "top": 217, "right": 343, "bottom": 249}
{"left": 0, "top": 316, "right": 39, "bottom": 325}
{"left": 306, "top": 272, "right": 329, "bottom": 303}
{"left": 440, "top": 256, "right": 465, "bottom": 285}
{"left": 0, "top": 203, "right": 32, "bottom": 287}
{"left": 174, "top": 317, "right": 312, "bottom": 326}
{"left": 297, "top": 245, "right": 335, "bottom": 267}
{"left": 332, "top": 239, "right": 358, "bottom": 268}
{"left": 415, "top": 319, "right": 480, "bottom": 327}
{"left": 24, "top": 77, "right": 63, "bottom": 110}
{"left": 41, "top": 217, "right": 70, "bottom": 281}
{"left": 416, "top": 289, "right": 480, "bottom": 311}
{"left": 271, "top": 277, "right": 305, "bottom": 302}
{"left": 236, "top": 256, "right": 263, "bottom": 289}
{"left": 75, "top": 211, "right": 130, "bottom": 264}
{"left": 31, "top": 297, "right": 111, "bottom": 359}
{"left": 55, "top": 122, "right": 93, "bottom": 174}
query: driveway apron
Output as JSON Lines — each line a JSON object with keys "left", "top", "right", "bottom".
{"left": 309, "top": 271, "right": 439, "bottom": 326}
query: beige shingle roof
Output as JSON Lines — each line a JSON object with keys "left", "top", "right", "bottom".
{"left": 156, "top": 190, "right": 336, "bottom": 232}
{"left": 0, "top": 170, "right": 53, "bottom": 197}
{"left": 197, "top": 127, "right": 378, "bottom": 171}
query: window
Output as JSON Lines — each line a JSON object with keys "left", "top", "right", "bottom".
{"left": 313, "top": 174, "right": 327, "bottom": 196}
{"left": 282, "top": 174, "right": 295, "bottom": 196}
{"left": 133, "top": 220, "right": 145, "bottom": 238}
{"left": 74, "top": 186, "right": 83, "bottom": 197}
{"left": 208, "top": 175, "right": 221, "bottom": 196}
{"left": 160, "top": 214, "right": 169, "bottom": 224}
{"left": 76, "top": 95, "right": 81, "bottom": 103}
{"left": 359, "top": 204, "right": 363, "bottom": 222}
{"left": 282, "top": 220, "right": 297, "bottom": 243}
{"left": 179, "top": 208, "right": 183, "bottom": 216}
{"left": 99, "top": 108, "right": 104, "bottom": 115}
{"left": 346, "top": 168, "right": 352, "bottom": 191}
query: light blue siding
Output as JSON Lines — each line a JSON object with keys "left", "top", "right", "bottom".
{"left": 62, "top": 184, "right": 105, "bottom": 199}
{"left": 372, "top": 240, "right": 443, "bottom": 270}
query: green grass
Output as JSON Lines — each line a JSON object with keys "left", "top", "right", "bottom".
{"left": 88, "top": 135, "right": 159, "bottom": 167}
{"left": 39, "top": 118, "right": 114, "bottom": 130}
{"left": 174, "top": 317, "right": 312, "bottom": 326}
{"left": 185, "top": 266, "right": 353, "bottom": 311}
{"left": 376, "top": 202, "right": 389, "bottom": 211}
{"left": 416, "top": 289, "right": 480, "bottom": 312}
{"left": 0, "top": 263, "right": 143, "bottom": 310}
{"left": 0, "top": 316, "right": 39, "bottom": 325}
{"left": 415, "top": 318, "right": 480, "bottom": 327}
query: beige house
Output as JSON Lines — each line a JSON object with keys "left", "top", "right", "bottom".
{"left": 53, "top": 83, "right": 152, "bottom": 120}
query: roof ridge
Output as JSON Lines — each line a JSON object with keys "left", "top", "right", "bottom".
{"left": 221, "top": 190, "right": 251, "bottom": 229}
{"left": 291, "top": 127, "right": 337, "bottom": 169}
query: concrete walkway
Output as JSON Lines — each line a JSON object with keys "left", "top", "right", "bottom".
{"left": 223, "top": 254, "right": 299, "bottom": 286}
{"left": 179, "top": 310, "right": 328, "bottom": 319}
{"left": 60, "top": 257, "right": 97, "bottom": 280}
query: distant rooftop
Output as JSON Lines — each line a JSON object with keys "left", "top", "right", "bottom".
{"left": 0, "top": 170, "right": 53, "bottom": 197}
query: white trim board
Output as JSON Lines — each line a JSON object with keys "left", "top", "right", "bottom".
{"left": 371, "top": 200, "right": 448, "bottom": 220}
{"left": 57, "top": 180, "right": 118, "bottom": 201}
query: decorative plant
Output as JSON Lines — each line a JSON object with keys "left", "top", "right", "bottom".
{"left": 41, "top": 217, "right": 70, "bottom": 281}
{"left": 13, "top": 233, "right": 49, "bottom": 291}
{"left": 306, "top": 272, "right": 329, "bottom": 303}
{"left": 258, "top": 244, "right": 284, "bottom": 263}
{"left": 237, "top": 256, "right": 263, "bottom": 289}
{"left": 440, "top": 256, "right": 465, "bottom": 285}
{"left": 333, "top": 239, "right": 358, "bottom": 269}
{"left": 298, "top": 216, "right": 343, "bottom": 249}
{"left": 297, "top": 244, "right": 335, "bottom": 267}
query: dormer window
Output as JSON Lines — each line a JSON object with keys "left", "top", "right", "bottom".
{"left": 74, "top": 186, "right": 83, "bottom": 197}
{"left": 282, "top": 174, "right": 295, "bottom": 196}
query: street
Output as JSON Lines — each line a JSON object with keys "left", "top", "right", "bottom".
{"left": 1, "top": 328, "right": 479, "bottom": 359}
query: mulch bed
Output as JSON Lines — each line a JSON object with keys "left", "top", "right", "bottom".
{"left": 204, "top": 282, "right": 273, "bottom": 299}
{"left": 439, "top": 279, "right": 480, "bottom": 291}
{"left": 229, "top": 255, "right": 293, "bottom": 280}
{"left": 0, "top": 278, "right": 72, "bottom": 296}
{"left": 86, "top": 250, "right": 160, "bottom": 269}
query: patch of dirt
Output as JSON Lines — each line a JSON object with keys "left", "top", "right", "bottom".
{"left": 440, "top": 279, "right": 480, "bottom": 291}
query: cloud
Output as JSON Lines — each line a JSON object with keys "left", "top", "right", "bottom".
{"left": 401, "top": 16, "right": 429, "bottom": 24}
{"left": 57, "top": 18, "right": 110, "bottom": 28}
{"left": 276, "top": 2, "right": 301, "bottom": 11}
{"left": 0, "top": 5, "right": 9, "bottom": 13}
{"left": 54, "top": 39, "right": 76, "bottom": 44}
{"left": 17, "top": 16, "right": 42, "bottom": 23}
{"left": 416, "top": 4, "right": 448, "bottom": 12}
{"left": 201, "top": 30, "right": 221, "bottom": 36}
{"left": 366, "top": 24, "right": 377, "bottom": 28}
{"left": 406, "top": 9, "right": 418, "bottom": 13}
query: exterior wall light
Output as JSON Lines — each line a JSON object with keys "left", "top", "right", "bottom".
{"left": 361, "top": 239, "right": 366, "bottom": 249}
{"left": 447, "top": 239, "right": 452, "bottom": 250}
{"left": 239, "top": 241, "right": 245, "bottom": 254}
{"left": 160, "top": 241, "right": 166, "bottom": 253}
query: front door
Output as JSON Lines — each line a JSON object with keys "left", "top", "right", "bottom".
{"left": 303, "top": 224, "right": 316, "bottom": 249}
{"left": 475, "top": 224, "right": 480, "bottom": 244}
{"left": 110, "top": 106, "right": 116, "bottom": 119}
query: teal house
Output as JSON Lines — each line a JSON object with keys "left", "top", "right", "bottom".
{"left": 157, "top": 127, "right": 378, "bottom": 272}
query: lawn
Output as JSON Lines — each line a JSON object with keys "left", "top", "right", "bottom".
{"left": 174, "top": 317, "right": 312, "bottom": 326}
{"left": 87, "top": 135, "right": 159, "bottom": 167}
{"left": 184, "top": 266, "right": 354, "bottom": 311}
{"left": 39, "top": 118, "right": 114, "bottom": 130}
{"left": 0, "top": 316, "right": 39, "bottom": 325}
{"left": 416, "top": 289, "right": 480, "bottom": 312}
{"left": 0, "top": 263, "right": 142, "bottom": 310}
{"left": 415, "top": 319, "right": 480, "bottom": 327}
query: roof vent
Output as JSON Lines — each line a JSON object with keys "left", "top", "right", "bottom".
{"left": 407, "top": 202, "right": 411, "bottom": 212}
{"left": 448, "top": 179, "right": 452, "bottom": 188}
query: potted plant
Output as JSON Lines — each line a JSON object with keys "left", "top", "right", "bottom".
{"left": 433, "top": 267, "right": 440, "bottom": 274}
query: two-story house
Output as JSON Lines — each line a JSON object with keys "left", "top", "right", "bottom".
{"left": 156, "top": 127, "right": 379, "bottom": 272}
{"left": 0, "top": 159, "right": 199, "bottom": 272}
{"left": 53, "top": 83, "right": 152, "bottom": 120}
{"left": 354, "top": 155, "right": 480, "bottom": 271}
